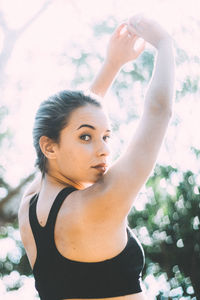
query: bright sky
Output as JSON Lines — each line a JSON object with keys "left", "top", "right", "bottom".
{"left": 1, "top": 0, "right": 200, "bottom": 217}
{"left": 1, "top": 0, "right": 199, "bottom": 188}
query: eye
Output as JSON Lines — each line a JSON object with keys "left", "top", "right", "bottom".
{"left": 103, "top": 135, "right": 111, "bottom": 142}
{"left": 80, "top": 134, "right": 91, "bottom": 141}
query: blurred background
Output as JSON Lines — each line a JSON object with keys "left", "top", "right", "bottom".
{"left": 0, "top": 0, "right": 199, "bottom": 299}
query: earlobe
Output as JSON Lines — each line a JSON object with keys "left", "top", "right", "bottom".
{"left": 39, "top": 136, "right": 57, "bottom": 160}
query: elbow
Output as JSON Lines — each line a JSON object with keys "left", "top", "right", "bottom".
{"left": 145, "top": 89, "right": 174, "bottom": 117}
{"left": 146, "top": 102, "right": 173, "bottom": 118}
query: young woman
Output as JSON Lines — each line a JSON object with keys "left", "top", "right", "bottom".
{"left": 18, "top": 14, "right": 175, "bottom": 300}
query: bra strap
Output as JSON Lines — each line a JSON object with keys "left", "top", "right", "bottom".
{"left": 29, "top": 193, "right": 43, "bottom": 250}
{"left": 29, "top": 187, "right": 77, "bottom": 251}
{"left": 45, "top": 187, "right": 77, "bottom": 234}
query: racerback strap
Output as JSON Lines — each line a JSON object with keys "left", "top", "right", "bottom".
{"left": 29, "top": 187, "right": 77, "bottom": 251}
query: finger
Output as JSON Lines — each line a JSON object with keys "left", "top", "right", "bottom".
{"left": 127, "top": 23, "right": 139, "bottom": 36}
{"left": 133, "top": 39, "right": 146, "bottom": 54}
{"left": 126, "top": 32, "right": 138, "bottom": 45}
{"left": 130, "top": 33, "right": 139, "bottom": 42}
{"left": 113, "top": 22, "right": 127, "bottom": 37}
{"left": 127, "top": 27, "right": 138, "bottom": 37}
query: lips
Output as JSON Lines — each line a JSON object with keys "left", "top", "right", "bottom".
{"left": 92, "top": 163, "right": 108, "bottom": 168}
{"left": 92, "top": 163, "right": 108, "bottom": 173}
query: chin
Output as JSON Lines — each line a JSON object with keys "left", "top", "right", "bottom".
{"left": 79, "top": 182, "right": 93, "bottom": 189}
{"left": 83, "top": 178, "right": 99, "bottom": 187}
{"left": 80, "top": 173, "right": 104, "bottom": 188}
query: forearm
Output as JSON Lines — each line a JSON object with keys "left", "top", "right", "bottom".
{"left": 90, "top": 21, "right": 145, "bottom": 97}
{"left": 144, "top": 39, "right": 175, "bottom": 112}
{"left": 90, "top": 61, "right": 121, "bottom": 97}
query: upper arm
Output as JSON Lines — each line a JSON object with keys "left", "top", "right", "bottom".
{"left": 18, "top": 198, "right": 29, "bottom": 248}
{"left": 77, "top": 107, "right": 172, "bottom": 224}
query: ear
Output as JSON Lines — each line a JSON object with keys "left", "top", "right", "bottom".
{"left": 39, "top": 136, "right": 57, "bottom": 160}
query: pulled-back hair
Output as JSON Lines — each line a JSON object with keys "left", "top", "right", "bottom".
{"left": 33, "top": 90, "right": 102, "bottom": 176}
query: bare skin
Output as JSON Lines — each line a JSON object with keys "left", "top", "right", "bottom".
{"left": 20, "top": 190, "right": 147, "bottom": 300}
{"left": 19, "top": 15, "right": 175, "bottom": 300}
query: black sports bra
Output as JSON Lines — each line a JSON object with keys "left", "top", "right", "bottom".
{"left": 29, "top": 187, "right": 145, "bottom": 300}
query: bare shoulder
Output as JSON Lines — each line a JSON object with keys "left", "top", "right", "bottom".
{"left": 18, "top": 194, "right": 37, "bottom": 239}
{"left": 18, "top": 190, "right": 128, "bottom": 266}
{"left": 75, "top": 108, "right": 172, "bottom": 225}
{"left": 18, "top": 194, "right": 31, "bottom": 228}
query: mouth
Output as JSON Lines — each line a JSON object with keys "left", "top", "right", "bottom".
{"left": 92, "top": 163, "right": 108, "bottom": 173}
{"left": 92, "top": 166, "right": 107, "bottom": 173}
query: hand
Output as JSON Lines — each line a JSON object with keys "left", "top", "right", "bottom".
{"left": 127, "top": 14, "right": 172, "bottom": 49}
{"left": 105, "top": 22, "right": 146, "bottom": 68}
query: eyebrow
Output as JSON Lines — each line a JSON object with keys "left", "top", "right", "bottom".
{"left": 76, "top": 124, "right": 111, "bottom": 133}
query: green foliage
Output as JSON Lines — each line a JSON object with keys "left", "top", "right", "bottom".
{"left": 0, "top": 104, "right": 32, "bottom": 291}
{"left": 175, "top": 48, "right": 189, "bottom": 66}
{"left": 0, "top": 6, "right": 200, "bottom": 299}
{"left": 191, "top": 146, "right": 200, "bottom": 159}
{"left": 92, "top": 16, "right": 117, "bottom": 36}
{"left": 0, "top": 223, "right": 32, "bottom": 291}
{"left": 0, "top": 106, "right": 12, "bottom": 148}
{"left": 128, "top": 164, "right": 200, "bottom": 298}
{"left": 179, "top": 77, "right": 199, "bottom": 97}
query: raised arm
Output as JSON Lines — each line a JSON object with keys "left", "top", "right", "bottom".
{"left": 128, "top": 14, "right": 175, "bottom": 112}
{"left": 78, "top": 15, "right": 175, "bottom": 225}
{"left": 90, "top": 22, "right": 145, "bottom": 97}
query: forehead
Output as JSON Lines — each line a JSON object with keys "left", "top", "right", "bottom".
{"left": 67, "top": 105, "right": 111, "bottom": 131}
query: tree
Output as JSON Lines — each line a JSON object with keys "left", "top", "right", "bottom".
{"left": 128, "top": 163, "right": 200, "bottom": 298}
{"left": 0, "top": 2, "right": 54, "bottom": 292}
{"left": 0, "top": 5, "right": 199, "bottom": 298}
{"left": 0, "top": 0, "right": 53, "bottom": 226}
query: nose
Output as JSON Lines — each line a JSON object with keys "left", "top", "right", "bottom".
{"left": 96, "top": 140, "right": 111, "bottom": 157}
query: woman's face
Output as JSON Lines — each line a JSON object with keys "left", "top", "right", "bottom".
{"left": 49, "top": 104, "right": 112, "bottom": 188}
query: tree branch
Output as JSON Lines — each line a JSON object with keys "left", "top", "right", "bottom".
{"left": 0, "top": 172, "right": 35, "bottom": 212}
{"left": 17, "top": 0, "right": 53, "bottom": 36}
{"left": 0, "top": 10, "right": 8, "bottom": 31}
{"left": 0, "top": 177, "right": 10, "bottom": 190}
{"left": 0, "top": 0, "right": 54, "bottom": 94}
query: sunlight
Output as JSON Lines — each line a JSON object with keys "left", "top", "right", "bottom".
{"left": 0, "top": 238, "right": 16, "bottom": 261}
{"left": 1, "top": 0, "right": 199, "bottom": 298}
{"left": 3, "top": 0, "right": 199, "bottom": 187}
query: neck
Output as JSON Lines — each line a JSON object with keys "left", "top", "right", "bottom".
{"left": 44, "top": 172, "right": 85, "bottom": 190}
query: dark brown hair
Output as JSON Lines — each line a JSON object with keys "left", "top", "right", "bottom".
{"left": 33, "top": 90, "right": 102, "bottom": 176}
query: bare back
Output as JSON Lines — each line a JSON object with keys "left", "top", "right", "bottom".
{"left": 19, "top": 187, "right": 147, "bottom": 300}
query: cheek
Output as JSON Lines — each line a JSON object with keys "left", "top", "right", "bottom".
{"left": 73, "top": 141, "right": 94, "bottom": 154}
{"left": 58, "top": 143, "right": 92, "bottom": 167}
